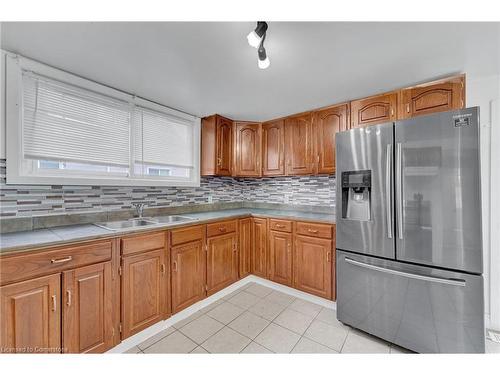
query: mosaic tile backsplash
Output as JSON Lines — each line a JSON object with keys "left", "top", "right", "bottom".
{"left": 0, "top": 159, "right": 335, "bottom": 217}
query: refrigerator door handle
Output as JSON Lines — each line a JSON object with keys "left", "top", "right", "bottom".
{"left": 344, "top": 257, "right": 466, "bottom": 287}
{"left": 385, "top": 144, "right": 393, "bottom": 239}
{"left": 396, "top": 142, "right": 403, "bottom": 239}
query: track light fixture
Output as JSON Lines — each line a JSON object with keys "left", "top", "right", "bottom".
{"left": 247, "top": 22, "right": 270, "bottom": 69}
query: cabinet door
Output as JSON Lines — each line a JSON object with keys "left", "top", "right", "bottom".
{"left": 62, "top": 262, "right": 113, "bottom": 353}
{"left": 252, "top": 218, "right": 268, "bottom": 278}
{"left": 285, "top": 113, "right": 314, "bottom": 175}
{"left": 0, "top": 274, "right": 60, "bottom": 353}
{"left": 262, "top": 120, "right": 285, "bottom": 176}
{"left": 121, "top": 249, "right": 167, "bottom": 338}
{"left": 201, "top": 115, "right": 217, "bottom": 176}
{"left": 294, "top": 235, "right": 333, "bottom": 300}
{"left": 350, "top": 92, "right": 397, "bottom": 128}
{"left": 239, "top": 218, "right": 252, "bottom": 278}
{"left": 268, "top": 230, "right": 293, "bottom": 286}
{"left": 206, "top": 233, "right": 238, "bottom": 295}
{"left": 171, "top": 239, "right": 206, "bottom": 313}
{"left": 216, "top": 116, "right": 233, "bottom": 176}
{"left": 399, "top": 75, "right": 465, "bottom": 119}
{"left": 234, "top": 122, "right": 261, "bottom": 177}
{"left": 313, "top": 104, "right": 349, "bottom": 174}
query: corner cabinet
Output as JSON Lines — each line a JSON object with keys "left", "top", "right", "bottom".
{"left": 238, "top": 218, "right": 252, "bottom": 278}
{"left": 201, "top": 115, "right": 233, "bottom": 176}
{"left": 268, "top": 225, "right": 293, "bottom": 287}
{"left": 251, "top": 218, "right": 268, "bottom": 278}
{"left": 313, "top": 103, "right": 349, "bottom": 174}
{"left": 398, "top": 74, "right": 465, "bottom": 119}
{"left": 350, "top": 91, "right": 398, "bottom": 128}
{"left": 285, "top": 113, "right": 314, "bottom": 175}
{"left": 233, "top": 122, "right": 262, "bottom": 177}
{"left": 262, "top": 119, "right": 285, "bottom": 176}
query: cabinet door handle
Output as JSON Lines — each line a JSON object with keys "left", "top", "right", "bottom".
{"left": 287, "top": 243, "right": 291, "bottom": 253}
{"left": 307, "top": 229, "right": 319, "bottom": 234}
{"left": 327, "top": 252, "right": 331, "bottom": 263}
{"left": 161, "top": 263, "right": 166, "bottom": 274}
{"left": 51, "top": 295, "right": 57, "bottom": 312}
{"left": 51, "top": 256, "right": 72, "bottom": 264}
{"left": 217, "top": 157, "right": 222, "bottom": 166}
{"left": 390, "top": 107, "right": 394, "bottom": 116}
{"left": 66, "top": 290, "right": 71, "bottom": 307}
{"left": 406, "top": 103, "right": 410, "bottom": 113}
{"left": 172, "top": 261, "right": 178, "bottom": 272}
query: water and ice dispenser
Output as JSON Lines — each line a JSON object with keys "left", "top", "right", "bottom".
{"left": 341, "top": 170, "right": 371, "bottom": 221}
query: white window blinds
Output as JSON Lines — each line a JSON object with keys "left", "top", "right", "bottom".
{"left": 22, "top": 72, "right": 131, "bottom": 167}
{"left": 134, "top": 107, "right": 194, "bottom": 168}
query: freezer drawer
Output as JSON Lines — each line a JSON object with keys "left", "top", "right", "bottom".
{"left": 336, "top": 250, "right": 484, "bottom": 353}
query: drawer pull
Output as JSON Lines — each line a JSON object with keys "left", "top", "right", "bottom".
{"left": 218, "top": 227, "right": 227, "bottom": 232}
{"left": 307, "top": 229, "right": 319, "bottom": 234}
{"left": 51, "top": 295, "right": 57, "bottom": 312}
{"left": 275, "top": 224, "right": 285, "bottom": 228}
{"left": 66, "top": 290, "right": 72, "bottom": 307}
{"left": 51, "top": 256, "right": 72, "bottom": 264}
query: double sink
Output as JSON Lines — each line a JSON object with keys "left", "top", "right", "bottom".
{"left": 95, "top": 215, "right": 198, "bottom": 231}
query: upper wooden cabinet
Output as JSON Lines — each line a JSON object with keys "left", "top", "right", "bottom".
{"left": 350, "top": 91, "right": 398, "bottom": 128}
{"left": 262, "top": 119, "right": 285, "bottom": 176}
{"left": 313, "top": 104, "right": 349, "bottom": 174}
{"left": 201, "top": 115, "right": 233, "bottom": 176}
{"left": 285, "top": 112, "right": 314, "bottom": 175}
{"left": 233, "top": 122, "right": 262, "bottom": 177}
{"left": 398, "top": 74, "right": 465, "bottom": 119}
{"left": 0, "top": 274, "right": 61, "bottom": 353}
{"left": 62, "top": 262, "right": 114, "bottom": 353}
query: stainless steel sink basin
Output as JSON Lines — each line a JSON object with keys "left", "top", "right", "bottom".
{"left": 94, "top": 215, "right": 197, "bottom": 231}
{"left": 153, "top": 215, "right": 198, "bottom": 224}
{"left": 94, "top": 218, "right": 158, "bottom": 231}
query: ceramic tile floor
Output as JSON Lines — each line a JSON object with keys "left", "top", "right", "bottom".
{"left": 124, "top": 282, "right": 414, "bottom": 354}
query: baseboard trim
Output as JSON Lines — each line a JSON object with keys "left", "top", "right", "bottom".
{"left": 108, "top": 275, "right": 335, "bottom": 353}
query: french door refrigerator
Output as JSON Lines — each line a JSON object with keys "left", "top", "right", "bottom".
{"left": 335, "top": 107, "right": 484, "bottom": 353}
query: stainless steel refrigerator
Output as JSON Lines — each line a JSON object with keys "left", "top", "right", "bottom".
{"left": 335, "top": 107, "right": 484, "bottom": 353}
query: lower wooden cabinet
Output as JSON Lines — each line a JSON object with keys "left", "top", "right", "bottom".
{"left": 121, "top": 248, "right": 168, "bottom": 339}
{"left": 171, "top": 239, "right": 206, "bottom": 313}
{"left": 252, "top": 218, "right": 268, "bottom": 278}
{"left": 293, "top": 235, "right": 333, "bottom": 300}
{"left": 0, "top": 274, "right": 61, "bottom": 353}
{"left": 206, "top": 232, "right": 238, "bottom": 295}
{"left": 268, "top": 230, "right": 293, "bottom": 286}
{"left": 62, "top": 262, "right": 114, "bottom": 353}
{"left": 238, "top": 218, "right": 252, "bottom": 278}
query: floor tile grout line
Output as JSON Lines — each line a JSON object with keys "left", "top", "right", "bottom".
{"left": 288, "top": 306, "right": 323, "bottom": 353}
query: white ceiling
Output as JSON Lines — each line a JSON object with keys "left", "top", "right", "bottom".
{"left": 1, "top": 22, "right": 499, "bottom": 121}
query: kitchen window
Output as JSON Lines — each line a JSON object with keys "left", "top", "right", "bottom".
{"left": 5, "top": 55, "right": 200, "bottom": 186}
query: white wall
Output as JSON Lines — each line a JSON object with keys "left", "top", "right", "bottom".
{"left": 466, "top": 74, "right": 500, "bottom": 330}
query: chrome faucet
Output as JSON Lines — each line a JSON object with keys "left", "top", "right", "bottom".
{"left": 132, "top": 202, "right": 146, "bottom": 218}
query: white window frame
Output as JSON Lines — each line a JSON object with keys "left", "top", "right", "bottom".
{"left": 5, "top": 54, "right": 201, "bottom": 187}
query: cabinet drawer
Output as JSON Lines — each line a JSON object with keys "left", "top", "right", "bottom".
{"left": 269, "top": 219, "right": 292, "bottom": 233}
{"left": 295, "top": 222, "right": 332, "bottom": 239}
{"left": 121, "top": 232, "right": 166, "bottom": 256}
{"left": 207, "top": 220, "right": 237, "bottom": 237}
{"left": 170, "top": 225, "right": 205, "bottom": 246}
{"left": 0, "top": 240, "right": 113, "bottom": 286}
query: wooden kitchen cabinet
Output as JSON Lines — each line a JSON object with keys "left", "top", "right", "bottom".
{"left": 206, "top": 231, "right": 238, "bottom": 295}
{"left": 171, "top": 237, "right": 206, "bottom": 314}
{"left": 62, "top": 262, "right": 114, "bottom": 353}
{"left": 0, "top": 274, "right": 61, "bottom": 353}
{"left": 293, "top": 235, "right": 333, "bottom": 300}
{"left": 313, "top": 103, "right": 349, "bottom": 174}
{"left": 350, "top": 91, "right": 398, "bottom": 128}
{"left": 233, "top": 122, "right": 262, "bottom": 177}
{"left": 121, "top": 245, "right": 168, "bottom": 338}
{"left": 398, "top": 74, "right": 465, "bottom": 119}
{"left": 252, "top": 218, "right": 268, "bottom": 278}
{"left": 201, "top": 114, "right": 233, "bottom": 176}
{"left": 238, "top": 218, "right": 252, "bottom": 278}
{"left": 262, "top": 119, "right": 285, "bottom": 176}
{"left": 285, "top": 113, "right": 314, "bottom": 175}
{"left": 268, "top": 230, "right": 293, "bottom": 286}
